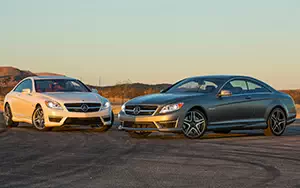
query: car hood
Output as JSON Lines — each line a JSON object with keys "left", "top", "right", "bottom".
{"left": 40, "top": 92, "right": 102, "bottom": 103}
{"left": 126, "top": 93, "right": 204, "bottom": 105}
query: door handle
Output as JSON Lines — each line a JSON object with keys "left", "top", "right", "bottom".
{"left": 245, "top": 96, "right": 252, "bottom": 100}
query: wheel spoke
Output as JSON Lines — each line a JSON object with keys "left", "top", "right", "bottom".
{"left": 271, "top": 115, "right": 277, "bottom": 123}
{"left": 188, "top": 127, "right": 199, "bottom": 136}
{"left": 190, "top": 112, "right": 195, "bottom": 122}
{"left": 183, "top": 121, "right": 191, "bottom": 133}
{"left": 195, "top": 123, "right": 203, "bottom": 135}
{"left": 184, "top": 115, "right": 192, "bottom": 123}
{"left": 195, "top": 120, "right": 205, "bottom": 126}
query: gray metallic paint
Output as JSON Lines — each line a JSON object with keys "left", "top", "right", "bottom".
{"left": 118, "top": 75, "right": 296, "bottom": 132}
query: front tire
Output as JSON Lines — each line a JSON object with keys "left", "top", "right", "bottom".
{"left": 264, "top": 108, "right": 287, "bottom": 136}
{"left": 32, "top": 106, "right": 52, "bottom": 131}
{"left": 3, "top": 104, "right": 19, "bottom": 128}
{"left": 182, "top": 109, "right": 207, "bottom": 139}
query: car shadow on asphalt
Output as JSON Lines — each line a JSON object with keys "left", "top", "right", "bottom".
{"left": 142, "top": 132, "right": 265, "bottom": 140}
{"left": 7, "top": 124, "right": 300, "bottom": 140}
{"left": 10, "top": 124, "right": 112, "bottom": 133}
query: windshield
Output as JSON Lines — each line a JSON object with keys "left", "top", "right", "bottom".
{"left": 35, "top": 79, "right": 90, "bottom": 93}
{"left": 165, "top": 78, "right": 225, "bottom": 94}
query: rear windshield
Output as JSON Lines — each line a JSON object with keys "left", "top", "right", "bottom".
{"left": 35, "top": 79, "right": 90, "bottom": 93}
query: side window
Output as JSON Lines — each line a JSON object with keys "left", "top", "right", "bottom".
{"left": 14, "top": 79, "right": 33, "bottom": 93}
{"left": 247, "top": 81, "right": 270, "bottom": 93}
{"left": 223, "top": 80, "right": 248, "bottom": 95}
{"left": 178, "top": 81, "right": 200, "bottom": 92}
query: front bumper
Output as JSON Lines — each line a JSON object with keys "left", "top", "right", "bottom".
{"left": 118, "top": 110, "right": 182, "bottom": 132}
{"left": 43, "top": 107, "right": 113, "bottom": 127}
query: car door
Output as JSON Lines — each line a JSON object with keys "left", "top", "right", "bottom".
{"left": 209, "top": 79, "right": 253, "bottom": 126}
{"left": 245, "top": 80, "right": 273, "bottom": 121}
{"left": 11, "top": 79, "right": 35, "bottom": 120}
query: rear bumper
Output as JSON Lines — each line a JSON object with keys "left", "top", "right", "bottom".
{"left": 118, "top": 110, "right": 182, "bottom": 132}
{"left": 43, "top": 107, "right": 113, "bottom": 127}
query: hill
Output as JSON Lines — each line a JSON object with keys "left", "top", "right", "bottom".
{"left": 94, "top": 83, "right": 171, "bottom": 103}
{"left": 0, "top": 67, "right": 65, "bottom": 95}
{"left": 0, "top": 67, "right": 36, "bottom": 87}
{"left": 35, "top": 72, "right": 64, "bottom": 76}
{"left": 0, "top": 66, "right": 299, "bottom": 105}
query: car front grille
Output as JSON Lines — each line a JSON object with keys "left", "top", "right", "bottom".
{"left": 63, "top": 117, "right": 103, "bottom": 125}
{"left": 125, "top": 105, "right": 157, "bottom": 116}
{"left": 64, "top": 103, "right": 101, "bottom": 113}
{"left": 123, "top": 121, "right": 157, "bottom": 129}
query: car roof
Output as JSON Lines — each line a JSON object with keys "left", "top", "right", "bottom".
{"left": 30, "top": 76, "right": 76, "bottom": 80}
{"left": 189, "top": 75, "right": 249, "bottom": 80}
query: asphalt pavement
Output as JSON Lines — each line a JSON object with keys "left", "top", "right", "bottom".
{"left": 0, "top": 113, "right": 300, "bottom": 188}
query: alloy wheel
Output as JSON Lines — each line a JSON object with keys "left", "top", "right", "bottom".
{"left": 182, "top": 110, "right": 206, "bottom": 139}
{"left": 268, "top": 108, "right": 286, "bottom": 136}
{"left": 33, "top": 107, "right": 46, "bottom": 130}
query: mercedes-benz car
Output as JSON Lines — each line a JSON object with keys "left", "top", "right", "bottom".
{"left": 3, "top": 76, "right": 114, "bottom": 131}
{"left": 118, "top": 75, "right": 296, "bottom": 139}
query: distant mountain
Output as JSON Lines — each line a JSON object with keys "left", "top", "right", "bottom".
{"left": 0, "top": 67, "right": 65, "bottom": 88}
{"left": 94, "top": 83, "right": 171, "bottom": 100}
{"left": 0, "top": 67, "right": 36, "bottom": 87}
{"left": 35, "top": 72, "right": 64, "bottom": 76}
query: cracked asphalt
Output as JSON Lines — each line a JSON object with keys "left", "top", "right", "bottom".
{"left": 0, "top": 114, "right": 300, "bottom": 188}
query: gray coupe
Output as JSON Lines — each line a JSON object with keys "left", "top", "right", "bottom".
{"left": 118, "top": 75, "right": 297, "bottom": 139}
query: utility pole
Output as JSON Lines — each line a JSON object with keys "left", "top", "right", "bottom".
{"left": 98, "top": 76, "right": 101, "bottom": 87}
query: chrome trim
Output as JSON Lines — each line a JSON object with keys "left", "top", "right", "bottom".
{"left": 124, "top": 104, "right": 159, "bottom": 116}
{"left": 217, "top": 77, "right": 274, "bottom": 97}
{"left": 65, "top": 107, "right": 100, "bottom": 109}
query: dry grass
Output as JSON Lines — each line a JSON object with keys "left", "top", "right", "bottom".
{"left": 112, "top": 105, "right": 121, "bottom": 114}
{"left": 107, "top": 97, "right": 129, "bottom": 105}
{"left": 0, "top": 96, "right": 3, "bottom": 112}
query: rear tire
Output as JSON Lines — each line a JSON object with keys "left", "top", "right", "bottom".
{"left": 32, "top": 106, "right": 52, "bottom": 131}
{"left": 3, "top": 104, "right": 19, "bottom": 128}
{"left": 264, "top": 108, "right": 286, "bottom": 136}
{"left": 128, "top": 131, "right": 151, "bottom": 138}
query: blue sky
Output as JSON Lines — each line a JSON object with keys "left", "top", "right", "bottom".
{"left": 1, "top": 0, "right": 300, "bottom": 89}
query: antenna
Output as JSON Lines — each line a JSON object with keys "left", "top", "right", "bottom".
{"left": 98, "top": 76, "right": 101, "bottom": 86}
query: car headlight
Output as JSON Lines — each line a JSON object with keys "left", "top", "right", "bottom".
{"left": 102, "top": 101, "right": 111, "bottom": 109}
{"left": 45, "top": 101, "right": 63, "bottom": 110}
{"left": 159, "top": 102, "right": 184, "bottom": 114}
{"left": 121, "top": 104, "right": 126, "bottom": 112}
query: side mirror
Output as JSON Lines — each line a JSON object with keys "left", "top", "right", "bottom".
{"left": 218, "top": 90, "right": 232, "bottom": 97}
{"left": 160, "top": 89, "right": 165, "bottom": 93}
{"left": 22, "top": 88, "right": 31, "bottom": 94}
{"left": 91, "top": 89, "right": 98, "bottom": 94}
